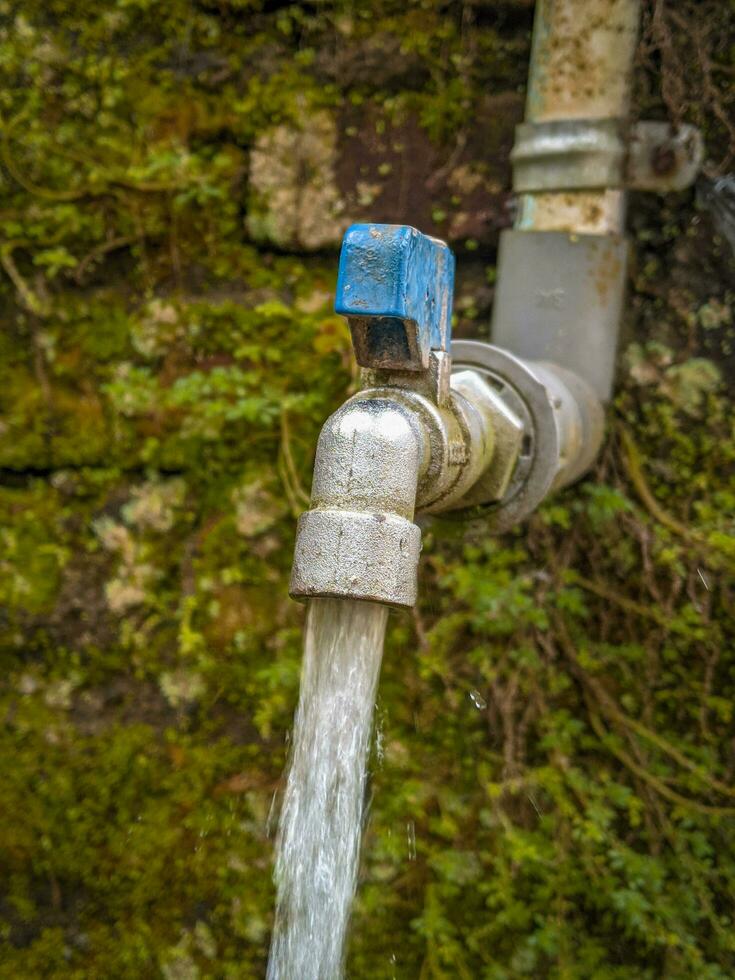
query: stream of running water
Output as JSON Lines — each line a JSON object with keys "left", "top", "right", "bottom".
{"left": 267, "top": 597, "right": 389, "bottom": 980}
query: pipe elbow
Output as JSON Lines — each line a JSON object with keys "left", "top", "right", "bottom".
{"left": 311, "top": 396, "right": 427, "bottom": 520}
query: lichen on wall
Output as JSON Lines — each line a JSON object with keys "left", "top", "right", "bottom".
{"left": 0, "top": 1, "right": 734, "bottom": 978}
{"left": 248, "top": 110, "right": 349, "bottom": 250}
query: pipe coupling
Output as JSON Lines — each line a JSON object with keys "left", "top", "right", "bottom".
{"left": 512, "top": 118, "right": 704, "bottom": 194}
{"left": 290, "top": 510, "right": 421, "bottom": 608}
{"left": 449, "top": 341, "right": 604, "bottom": 531}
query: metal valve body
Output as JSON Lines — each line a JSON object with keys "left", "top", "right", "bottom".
{"left": 289, "top": 224, "right": 604, "bottom": 609}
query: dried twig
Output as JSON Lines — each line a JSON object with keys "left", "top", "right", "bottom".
{"left": 74, "top": 235, "right": 133, "bottom": 284}
{"left": 279, "top": 411, "right": 310, "bottom": 509}
{"left": 556, "top": 616, "right": 735, "bottom": 813}
{"left": 586, "top": 708, "right": 735, "bottom": 817}
{"left": 618, "top": 427, "right": 694, "bottom": 541}
{"left": 0, "top": 242, "right": 49, "bottom": 316}
{"left": 574, "top": 573, "right": 682, "bottom": 631}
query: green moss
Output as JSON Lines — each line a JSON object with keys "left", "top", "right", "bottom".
{"left": 1, "top": 0, "right": 734, "bottom": 977}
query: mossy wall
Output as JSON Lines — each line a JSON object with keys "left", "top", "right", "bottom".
{"left": 1, "top": 1, "right": 734, "bottom": 977}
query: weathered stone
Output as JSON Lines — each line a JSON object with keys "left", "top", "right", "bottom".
{"left": 247, "top": 95, "right": 522, "bottom": 252}
{"left": 334, "top": 94, "right": 521, "bottom": 249}
{"left": 247, "top": 110, "right": 349, "bottom": 251}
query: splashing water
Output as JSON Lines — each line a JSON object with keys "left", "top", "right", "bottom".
{"left": 267, "top": 597, "right": 389, "bottom": 980}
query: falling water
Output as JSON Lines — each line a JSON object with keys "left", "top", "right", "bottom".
{"left": 267, "top": 597, "right": 389, "bottom": 980}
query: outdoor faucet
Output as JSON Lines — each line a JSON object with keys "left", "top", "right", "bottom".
{"left": 289, "top": 223, "right": 604, "bottom": 609}
{"left": 287, "top": 6, "right": 705, "bottom": 612}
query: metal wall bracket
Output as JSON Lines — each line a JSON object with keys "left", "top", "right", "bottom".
{"left": 512, "top": 119, "right": 624, "bottom": 192}
{"left": 625, "top": 121, "right": 704, "bottom": 193}
{"left": 512, "top": 119, "right": 703, "bottom": 194}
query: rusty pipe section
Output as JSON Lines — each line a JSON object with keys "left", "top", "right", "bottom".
{"left": 492, "top": 0, "right": 643, "bottom": 401}
{"left": 516, "top": 0, "right": 641, "bottom": 236}
{"left": 525, "top": 0, "right": 640, "bottom": 123}
{"left": 514, "top": 1, "right": 702, "bottom": 232}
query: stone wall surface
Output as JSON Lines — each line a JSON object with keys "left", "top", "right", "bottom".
{"left": 0, "top": 1, "right": 734, "bottom": 977}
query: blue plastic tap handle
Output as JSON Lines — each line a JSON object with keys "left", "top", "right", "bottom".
{"left": 335, "top": 223, "right": 455, "bottom": 372}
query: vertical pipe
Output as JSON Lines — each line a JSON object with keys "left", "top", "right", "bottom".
{"left": 525, "top": 0, "right": 640, "bottom": 123}
{"left": 516, "top": 0, "right": 641, "bottom": 235}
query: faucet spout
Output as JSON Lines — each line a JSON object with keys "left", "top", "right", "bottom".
{"left": 289, "top": 396, "right": 427, "bottom": 608}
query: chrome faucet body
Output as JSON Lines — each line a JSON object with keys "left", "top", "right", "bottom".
{"left": 289, "top": 223, "right": 603, "bottom": 609}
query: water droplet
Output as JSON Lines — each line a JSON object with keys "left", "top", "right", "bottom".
{"left": 697, "top": 567, "right": 711, "bottom": 591}
{"left": 406, "top": 820, "right": 416, "bottom": 861}
{"left": 469, "top": 689, "right": 487, "bottom": 710}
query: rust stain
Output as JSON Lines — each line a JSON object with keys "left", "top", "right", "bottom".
{"left": 592, "top": 242, "right": 623, "bottom": 305}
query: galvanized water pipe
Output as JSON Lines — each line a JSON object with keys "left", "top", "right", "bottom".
{"left": 517, "top": 0, "right": 640, "bottom": 236}
{"left": 492, "top": 0, "right": 643, "bottom": 402}
{"left": 493, "top": 0, "right": 700, "bottom": 449}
